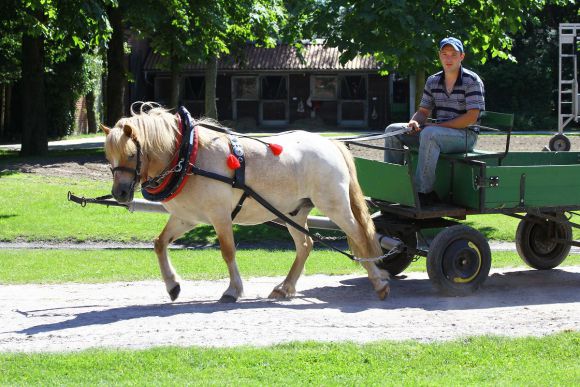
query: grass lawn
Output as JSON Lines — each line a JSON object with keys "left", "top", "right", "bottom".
{"left": 1, "top": 248, "right": 579, "bottom": 284}
{"left": 0, "top": 333, "right": 578, "bottom": 385}
{"left": 1, "top": 172, "right": 579, "bottom": 243}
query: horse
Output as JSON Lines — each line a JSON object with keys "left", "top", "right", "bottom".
{"left": 101, "top": 105, "right": 390, "bottom": 302}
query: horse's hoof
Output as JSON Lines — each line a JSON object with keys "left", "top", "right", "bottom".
{"left": 169, "top": 284, "right": 181, "bottom": 301}
{"left": 377, "top": 284, "right": 390, "bottom": 300}
{"left": 219, "top": 295, "right": 238, "bottom": 303}
{"left": 268, "top": 288, "right": 289, "bottom": 299}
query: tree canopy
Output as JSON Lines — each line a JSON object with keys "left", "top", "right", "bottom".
{"left": 310, "top": 0, "right": 575, "bottom": 73}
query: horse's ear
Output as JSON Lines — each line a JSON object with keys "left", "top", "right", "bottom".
{"left": 123, "top": 124, "right": 137, "bottom": 141}
{"left": 100, "top": 124, "right": 111, "bottom": 135}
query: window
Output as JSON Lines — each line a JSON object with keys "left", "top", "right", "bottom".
{"left": 233, "top": 77, "right": 258, "bottom": 100}
{"left": 261, "top": 76, "right": 288, "bottom": 100}
{"left": 340, "top": 75, "right": 366, "bottom": 100}
{"left": 311, "top": 76, "right": 337, "bottom": 100}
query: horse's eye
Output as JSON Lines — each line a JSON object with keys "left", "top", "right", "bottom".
{"left": 128, "top": 154, "right": 136, "bottom": 160}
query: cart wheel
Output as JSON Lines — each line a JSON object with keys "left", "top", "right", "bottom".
{"left": 548, "top": 134, "right": 571, "bottom": 151}
{"left": 426, "top": 225, "right": 491, "bottom": 296}
{"left": 515, "top": 213, "right": 572, "bottom": 270}
{"left": 375, "top": 230, "right": 417, "bottom": 276}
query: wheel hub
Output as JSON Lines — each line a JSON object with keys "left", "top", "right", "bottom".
{"left": 529, "top": 224, "right": 560, "bottom": 256}
{"left": 442, "top": 240, "right": 482, "bottom": 283}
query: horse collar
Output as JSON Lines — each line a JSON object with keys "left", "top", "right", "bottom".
{"left": 141, "top": 106, "right": 199, "bottom": 202}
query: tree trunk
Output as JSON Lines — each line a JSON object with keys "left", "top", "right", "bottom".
{"left": 204, "top": 56, "right": 218, "bottom": 119}
{"left": 86, "top": 90, "right": 97, "bottom": 134}
{"left": 20, "top": 33, "right": 48, "bottom": 156}
{"left": 0, "top": 84, "right": 5, "bottom": 138}
{"left": 415, "top": 67, "right": 426, "bottom": 111}
{"left": 105, "top": 5, "right": 126, "bottom": 126}
{"left": 169, "top": 53, "right": 181, "bottom": 109}
{"left": 5, "top": 84, "right": 11, "bottom": 137}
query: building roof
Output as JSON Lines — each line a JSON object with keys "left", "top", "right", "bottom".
{"left": 143, "top": 44, "right": 380, "bottom": 72}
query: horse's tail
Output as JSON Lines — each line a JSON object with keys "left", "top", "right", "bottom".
{"left": 333, "top": 141, "right": 383, "bottom": 259}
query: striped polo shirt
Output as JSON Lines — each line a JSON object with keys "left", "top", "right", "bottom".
{"left": 420, "top": 66, "right": 485, "bottom": 131}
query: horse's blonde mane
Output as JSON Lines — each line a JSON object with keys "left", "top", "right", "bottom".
{"left": 105, "top": 102, "right": 227, "bottom": 161}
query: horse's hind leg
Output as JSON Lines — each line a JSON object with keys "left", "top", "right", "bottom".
{"left": 154, "top": 215, "right": 196, "bottom": 301}
{"left": 315, "top": 200, "right": 389, "bottom": 299}
{"left": 212, "top": 219, "right": 243, "bottom": 303}
{"left": 269, "top": 207, "right": 313, "bottom": 299}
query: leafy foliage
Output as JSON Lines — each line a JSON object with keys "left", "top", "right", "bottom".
{"left": 473, "top": 1, "right": 580, "bottom": 130}
{"left": 309, "top": 0, "right": 555, "bottom": 74}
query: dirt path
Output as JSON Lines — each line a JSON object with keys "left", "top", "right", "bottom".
{"left": 1, "top": 267, "right": 578, "bottom": 352}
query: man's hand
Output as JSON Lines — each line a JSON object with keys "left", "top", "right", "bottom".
{"left": 408, "top": 120, "right": 421, "bottom": 133}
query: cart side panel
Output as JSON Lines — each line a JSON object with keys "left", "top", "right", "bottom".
{"left": 484, "top": 164, "right": 580, "bottom": 209}
{"left": 449, "top": 161, "right": 481, "bottom": 209}
{"left": 354, "top": 158, "right": 416, "bottom": 206}
{"left": 499, "top": 151, "right": 580, "bottom": 166}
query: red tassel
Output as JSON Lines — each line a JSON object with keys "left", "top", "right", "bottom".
{"left": 268, "top": 143, "right": 283, "bottom": 156}
{"left": 226, "top": 154, "right": 241, "bottom": 169}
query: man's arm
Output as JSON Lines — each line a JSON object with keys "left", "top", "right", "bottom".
{"left": 408, "top": 107, "right": 431, "bottom": 132}
{"left": 431, "top": 109, "right": 480, "bottom": 129}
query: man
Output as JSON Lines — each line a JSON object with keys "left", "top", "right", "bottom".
{"left": 384, "top": 37, "right": 485, "bottom": 206}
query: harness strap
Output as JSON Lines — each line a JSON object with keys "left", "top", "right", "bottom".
{"left": 227, "top": 133, "right": 248, "bottom": 220}
{"left": 188, "top": 165, "right": 357, "bottom": 261}
{"left": 231, "top": 192, "right": 250, "bottom": 220}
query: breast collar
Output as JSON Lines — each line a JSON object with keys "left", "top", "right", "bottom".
{"left": 141, "top": 106, "right": 199, "bottom": 202}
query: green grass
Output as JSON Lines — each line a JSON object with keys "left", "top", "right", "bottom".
{"left": 0, "top": 248, "right": 363, "bottom": 283}
{"left": 0, "top": 173, "right": 294, "bottom": 244}
{"left": 1, "top": 172, "right": 579, "bottom": 243}
{"left": 0, "top": 333, "right": 578, "bottom": 385}
{"left": 1, "top": 248, "right": 578, "bottom": 284}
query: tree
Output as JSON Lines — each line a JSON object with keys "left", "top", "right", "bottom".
{"left": 309, "top": 0, "right": 561, "bottom": 106}
{"left": 2, "top": 0, "right": 113, "bottom": 155}
{"left": 473, "top": 1, "right": 580, "bottom": 130}
{"left": 105, "top": 4, "right": 125, "bottom": 126}
{"left": 127, "top": 0, "right": 288, "bottom": 118}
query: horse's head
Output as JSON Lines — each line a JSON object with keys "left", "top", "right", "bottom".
{"left": 102, "top": 122, "right": 143, "bottom": 204}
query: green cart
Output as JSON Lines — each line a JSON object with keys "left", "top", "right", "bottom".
{"left": 354, "top": 115, "right": 580, "bottom": 295}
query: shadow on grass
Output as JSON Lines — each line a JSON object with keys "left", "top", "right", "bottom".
{"left": 461, "top": 223, "right": 500, "bottom": 240}
{"left": 176, "top": 223, "right": 346, "bottom": 245}
{"left": 0, "top": 170, "right": 19, "bottom": 177}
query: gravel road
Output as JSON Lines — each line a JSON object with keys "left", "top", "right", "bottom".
{"left": 1, "top": 267, "right": 578, "bottom": 352}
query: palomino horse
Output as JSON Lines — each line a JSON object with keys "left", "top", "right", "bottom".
{"left": 102, "top": 105, "right": 389, "bottom": 302}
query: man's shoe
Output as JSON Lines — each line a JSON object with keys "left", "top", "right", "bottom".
{"left": 418, "top": 191, "right": 440, "bottom": 207}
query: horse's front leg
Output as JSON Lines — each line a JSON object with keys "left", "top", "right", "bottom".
{"left": 212, "top": 219, "right": 243, "bottom": 303}
{"left": 154, "top": 215, "right": 196, "bottom": 301}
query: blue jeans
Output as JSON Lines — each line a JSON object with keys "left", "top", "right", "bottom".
{"left": 384, "top": 123, "right": 478, "bottom": 193}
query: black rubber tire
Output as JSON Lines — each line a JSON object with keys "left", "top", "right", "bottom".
{"left": 375, "top": 230, "right": 417, "bottom": 276}
{"left": 515, "top": 213, "right": 572, "bottom": 270}
{"left": 548, "top": 134, "right": 571, "bottom": 152}
{"left": 426, "top": 225, "right": 491, "bottom": 296}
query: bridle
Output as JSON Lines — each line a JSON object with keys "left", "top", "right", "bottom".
{"left": 110, "top": 137, "right": 143, "bottom": 193}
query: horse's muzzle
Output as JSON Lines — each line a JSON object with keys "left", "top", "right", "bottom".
{"left": 112, "top": 182, "right": 135, "bottom": 204}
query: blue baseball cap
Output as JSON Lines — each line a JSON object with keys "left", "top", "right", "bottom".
{"left": 439, "top": 37, "right": 464, "bottom": 53}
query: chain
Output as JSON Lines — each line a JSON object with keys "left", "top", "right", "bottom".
{"left": 352, "top": 245, "right": 402, "bottom": 263}
{"left": 143, "top": 160, "right": 184, "bottom": 188}
{"left": 313, "top": 232, "right": 348, "bottom": 241}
